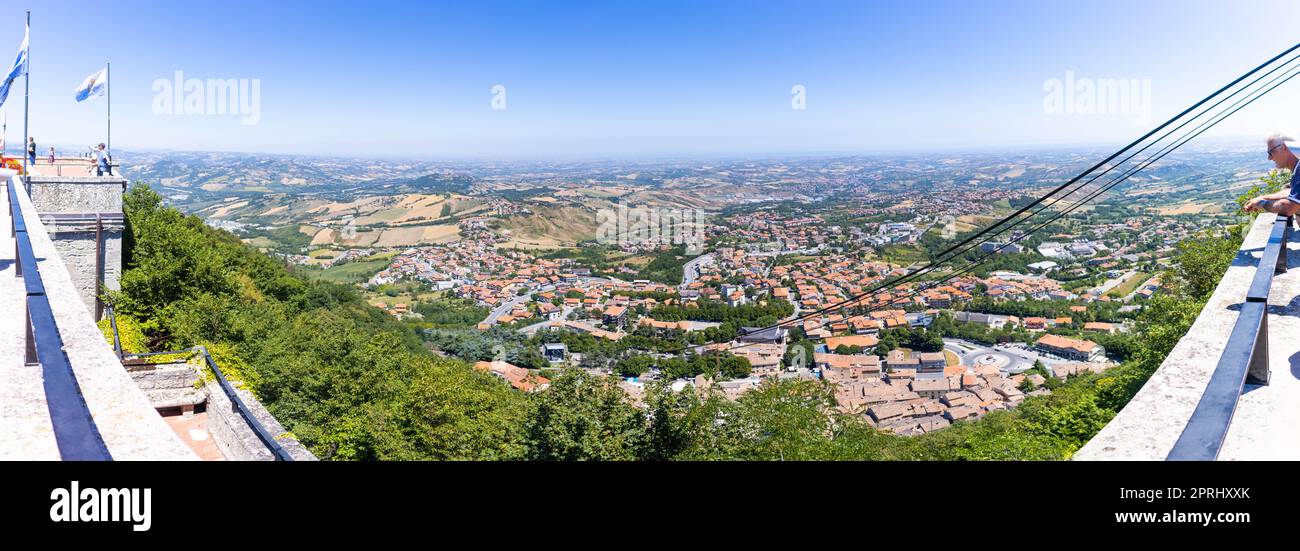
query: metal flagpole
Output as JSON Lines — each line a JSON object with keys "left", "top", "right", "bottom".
{"left": 106, "top": 62, "right": 110, "bottom": 159}
{"left": 21, "top": 10, "right": 29, "bottom": 185}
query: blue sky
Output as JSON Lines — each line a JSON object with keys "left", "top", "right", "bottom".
{"left": 1, "top": 0, "right": 1297, "bottom": 158}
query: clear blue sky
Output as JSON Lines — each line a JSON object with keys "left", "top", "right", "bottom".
{"left": 1, "top": 0, "right": 1297, "bottom": 158}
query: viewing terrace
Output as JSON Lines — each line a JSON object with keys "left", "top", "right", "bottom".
{"left": 23, "top": 154, "right": 121, "bottom": 178}
{"left": 1076, "top": 212, "right": 1300, "bottom": 460}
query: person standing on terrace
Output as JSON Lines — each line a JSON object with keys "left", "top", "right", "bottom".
{"left": 91, "top": 142, "right": 111, "bottom": 176}
{"left": 1245, "top": 133, "right": 1300, "bottom": 216}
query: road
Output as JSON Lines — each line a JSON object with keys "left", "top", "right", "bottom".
{"left": 483, "top": 293, "right": 531, "bottom": 325}
{"left": 484, "top": 276, "right": 618, "bottom": 327}
{"left": 943, "top": 338, "right": 1057, "bottom": 374}
{"left": 680, "top": 253, "right": 714, "bottom": 289}
{"left": 519, "top": 306, "right": 577, "bottom": 335}
{"left": 1091, "top": 270, "right": 1138, "bottom": 297}
{"left": 1119, "top": 274, "right": 1155, "bottom": 302}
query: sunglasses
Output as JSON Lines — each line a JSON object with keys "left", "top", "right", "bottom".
{"left": 1268, "top": 143, "right": 1287, "bottom": 158}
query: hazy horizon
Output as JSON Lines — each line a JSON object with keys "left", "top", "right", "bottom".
{"left": 2, "top": 0, "right": 1296, "bottom": 158}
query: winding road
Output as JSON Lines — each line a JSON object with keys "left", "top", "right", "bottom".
{"left": 680, "top": 253, "right": 714, "bottom": 289}
{"left": 483, "top": 293, "right": 531, "bottom": 325}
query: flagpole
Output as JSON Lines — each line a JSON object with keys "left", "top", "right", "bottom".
{"left": 106, "top": 62, "right": 111, "bottom": 158}
{"left": 21, "top": 10, "right": 28, "bottom": 184}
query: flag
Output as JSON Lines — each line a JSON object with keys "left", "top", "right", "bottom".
{"left": 0, "top": 22, "right": 28, "bottom": 110}
{"left": 75, "top": 66, "right": 107, "bottom": 102}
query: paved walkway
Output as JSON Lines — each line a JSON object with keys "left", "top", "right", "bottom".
{"left": 163, "top": 412, "right": 226, "bottom": 461}
{"left": 0, "top": 181, "right": 60, "bottom": 459}
{"left": 1219, "top": 234, "right": 1300, "bottom": 460}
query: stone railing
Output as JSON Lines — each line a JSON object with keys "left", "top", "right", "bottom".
{"left": 1, "top": 174, "right": 195, "bottom": 460}
{"left": 1075, "top": 213, "right": 1298, "bottom": 460}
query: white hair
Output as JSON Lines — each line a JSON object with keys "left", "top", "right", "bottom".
{"left": 1267, "top": 133, "right": 1294, "bottom": 146}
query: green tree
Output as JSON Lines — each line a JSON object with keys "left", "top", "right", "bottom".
{"left": 524, "top": 370, "right": 646, "bottom": 460}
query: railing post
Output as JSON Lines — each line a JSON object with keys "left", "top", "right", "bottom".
{"left": 1278, "top": 216, "right": 1293, "bottom": 275}
{"left": 24, "top": 300, "right": 36, "bottom": 365}
{"left": 107, "top": 305, "right": 122, "bottom": 360}
{"left": 9, "top": 182, "right": 20, "bottom": 278}
{"left": 1247, "top": 306, "right": 1270, "bottom": 386}
{"left": 94, "top": 214, "right": 103, "bottom": 320}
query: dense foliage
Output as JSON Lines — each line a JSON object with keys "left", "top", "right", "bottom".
{"left": 412, "top": 298, "right": 490, "bottom": 328}
{"left": 115, "top": 184, "right": 527, "bottom": 460}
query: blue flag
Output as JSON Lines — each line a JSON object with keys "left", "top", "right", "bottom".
{"left": 75, "top": 67, "right": 107, "bottom": 102}
{"left": 0, "top": 23, "right": 28, "bottom": 111}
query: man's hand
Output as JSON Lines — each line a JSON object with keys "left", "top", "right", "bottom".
{"left": 1245, "top": 197, "right": 1274, "bottom": 213}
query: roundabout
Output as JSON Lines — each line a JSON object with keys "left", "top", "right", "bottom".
{"left": 969, "top": 351, "right": 1013, "bottom": 370}
{"left": 943, "top": 339, "right": 1043, "bottom": 374}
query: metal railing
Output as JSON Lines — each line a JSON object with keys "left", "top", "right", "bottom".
{"left": 7, "top": 175, "right": 113, "bottom": 460}
{"left": 123, "top": 346, "right": 296, "bottom": 461}
{"left": 105, "top": 303, "right": 123, "bottom": 359}
{"left": 42, "top": 212, "right": 125, "bottom": 321}
{"left": 1167, "top": 213, "right": 1292, "bottom": 461}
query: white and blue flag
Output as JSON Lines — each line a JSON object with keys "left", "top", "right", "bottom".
{"left": 75, "top": 66, "right": 107, "bottom": 102}
{"left": 0, "top": 23, "right": 29, "bottom": 110}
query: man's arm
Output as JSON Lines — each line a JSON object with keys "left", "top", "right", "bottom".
{"left": 1245, "top": 186, "right": 1293, "bottom": 211}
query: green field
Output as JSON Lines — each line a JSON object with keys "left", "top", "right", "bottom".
{"left": 878, "top": 243, "right": 928, "bottom": 264}
{"left": 242, "top": 236, "right": 276, "bottom": 249}
{"left": 1106, "top": 272, "right": 1153, "bottom": 298}
{"left": 306, "top": 252, "right": 397, "bottom": 284}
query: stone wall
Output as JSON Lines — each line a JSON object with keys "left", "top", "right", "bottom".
{"left": 26, "top": 176, "right": 127, "bottom": 318}
{"left": 127, "top": 362, "right": 206, "bottom": 410}
{"left": 125, "top": 357, "right": 318, "bottom": 461}
{"left": 204, "top": 377, "right": 318, "bottom": 461}
{"left": 40, "top": 217, "right": 123, "bottom": 316}
{"left": 27, "top": 176, "right": 126, "bottom": 213}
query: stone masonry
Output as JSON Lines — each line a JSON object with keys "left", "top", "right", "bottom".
{"left": 26, "top": 173, "right": 127, "bottom": 317}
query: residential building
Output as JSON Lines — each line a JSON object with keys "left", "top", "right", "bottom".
{"left": 1035, "top": 334, "right": 1106, "bottom": 362}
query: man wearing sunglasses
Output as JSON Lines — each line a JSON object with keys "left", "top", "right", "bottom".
{"left": 1244, "top": 134, "right": 1300, "bottom": 216}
